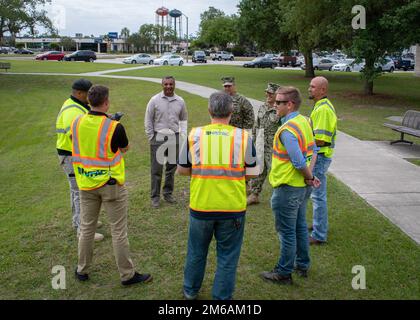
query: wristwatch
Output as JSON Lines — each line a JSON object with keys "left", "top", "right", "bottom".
{"left": 305, "top": 176, "right": 315, "bottom": 181}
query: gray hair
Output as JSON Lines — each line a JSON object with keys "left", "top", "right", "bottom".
{"left": 162, "top": 75, "right": 175, "bottom": 83}
{"left": 208, "top": 91, "right": 233, "bottom": 118}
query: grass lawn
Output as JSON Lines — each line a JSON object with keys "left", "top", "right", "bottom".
{"left": 407, "top": 159, "right": 420, "bottom": 166}
{"left": 0, "top": 75, "right": 419, "bottom": 299}
{"left": 0, "top": 59, "right": 135, "bottom": 74}
{"left": 110, "top": 66, "right": 420, "bottom": 143}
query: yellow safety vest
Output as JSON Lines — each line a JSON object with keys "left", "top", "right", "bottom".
{"left": 310, "top": 98, "right": 337, "bottom": 158}
{"left": 71, "top": 114, "right": 125, "bottom": 190}
{"left": 56, "top": 98, "right": 89, "bottom": 152}
{"left": 269, "top": 114, "right": 315, "bottom": 188}
{"left": 189, "top": 124, "right": 248, "bottom": 213}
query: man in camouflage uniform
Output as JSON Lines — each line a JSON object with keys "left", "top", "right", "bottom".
{"left": 247, "top": 83, "right": 281, "bottom": 205}
{"left": 221, "top": 77, "right": 255, "bottom": 129}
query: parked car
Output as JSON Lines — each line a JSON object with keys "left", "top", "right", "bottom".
{"left": 210, "top": 51, "right": 234, "bottom": 61}
{"left": 331, "top": 59, "right": 356, "bottom": 72}
{"left": 122, "top": 53, "right": 153, "bottom": 64}
{"left": 0, "top": 47, "right": 8, "bottom": 54}
{"left": 319, "top": 58, "right": 338, "bottom": 70}
{"left": 35, "top": 51, "right": 66, "bottom": 61}
{"left": 392, "top": 56, "right": 414, "bottom": 71}
{"left": 63, "top": 50, "right": 96, "bottom": 62}
{"left": 243, "top": 57, "right": 277, "bottom": 68}
{"left": 14, "top": 48, "right": 34, "bottom": 54}
{"left": 153, "top": 54, "right": 184, "bottom": 66}
{"left": 277, "top": 51, "right": 300, "bottom": 67}
{"left": 192, "top": 50, "right": 207, "bottom": 63}
{"left": 376, "top": 57, "right": 395, "bottom": 73}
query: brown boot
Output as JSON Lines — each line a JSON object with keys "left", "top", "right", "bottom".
{"left": 247, "top": 193, "right": 260, "bottom": 205}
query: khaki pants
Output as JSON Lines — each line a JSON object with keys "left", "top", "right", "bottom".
{"left": 77, "top": 184, "right": 135, "bottom": 281}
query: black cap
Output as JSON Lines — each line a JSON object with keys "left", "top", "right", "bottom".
{"left": 72, "top": 79, "right": 92, "bottom": 91}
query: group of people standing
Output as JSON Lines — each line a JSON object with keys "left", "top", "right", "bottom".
{"left": 55, "top": 74, "right": 337, "bottom": 299}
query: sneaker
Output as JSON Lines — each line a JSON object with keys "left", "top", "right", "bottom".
{"left": 75, "top": 268, "right": 89, "bottom": 281}
{"left": 77, "top": 231, "right": 104, "bottom": 242}
{"left": 121, "top": 272, "right": 153, "bottom": 286}
{"left": 309, "top": 236, "right": 326, "bottom": 246}
{"left": 163, "top": 194, "right": 177, "bottom": 204}
{"left": 183, "top": 290, "right": 198, "bottom": 301}
{"left": 294, "top": 267, "right": 308, "bottom": 278}
{"left": 151, "top": 198, "right": 160, "bottom": 208}
{"left": 247, "top": 193, "right": 260, "bottom": 205}
{"left": 260, "top": 270, "right": 293, "bottom": 285}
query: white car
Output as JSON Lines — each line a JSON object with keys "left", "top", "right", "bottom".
{"left": 153, "top": 54, "right": 184, "bottom": 66}
{"left": 331, "top": 59, "right": 356, "bottom": 72}
{"left": 123, "top": 53, "right": 154, "bottom": 65}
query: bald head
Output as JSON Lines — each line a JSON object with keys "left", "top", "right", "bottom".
{"left": 309, "top": 76, "right": 329, "bottom": 101}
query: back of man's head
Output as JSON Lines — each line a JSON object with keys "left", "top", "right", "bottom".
{"left": 208, "top": 91, "right": 233, "bottom": 119}
{"left": 88, "top": 85, "right": 109, "bottom": 108}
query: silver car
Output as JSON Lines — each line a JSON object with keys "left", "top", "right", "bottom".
{"left": 123, "top": 53, "right": 154, "bottom": 65}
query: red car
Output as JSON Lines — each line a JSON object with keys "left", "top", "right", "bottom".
{"left": 35, "top": 51, "right": 66, "bottom": 61}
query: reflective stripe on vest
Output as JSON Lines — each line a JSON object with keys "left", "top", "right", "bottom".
{"left": 56, "top": 100, "right": 88, "bottom": 151}
{"left": 270, "top": 114, "right": 315, "bottom": 188}
{"left": 189, "top": 126, "right": 246, "bottom": 180}
{"left": 71, "top": 115, "right": 124, "bottom": 190}
{"left": 188, "top": 124, "right": 248, "bottom": 213}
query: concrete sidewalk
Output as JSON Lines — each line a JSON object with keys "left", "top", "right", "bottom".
{"left": 330, "top": 132, "right": 420, "bottom": 244}
{"left": 3, "top": 70, "right": 420, "bottom": 244}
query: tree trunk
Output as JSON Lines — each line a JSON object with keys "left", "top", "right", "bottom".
{"left": 364, "top": 80, "right": 373, "bottom": 95}
{"left": 363, "top": 57, "right": 376, "bottom": 95}
{"left": 304, "top": 49, "right": 315, "bottom": 78}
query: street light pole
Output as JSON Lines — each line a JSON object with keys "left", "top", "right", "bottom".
{"left": 183, "top": 13, "right": 189, "bottom": 63}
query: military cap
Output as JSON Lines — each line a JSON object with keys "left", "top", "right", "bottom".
{"left": 72, "top": 78, "right": 93, "bottom": 91}
{"left": 221, "top": 76, "right": 235, "bottom": 86}
{"left": 265, "top": 83, "right": 281, "bottom": 94}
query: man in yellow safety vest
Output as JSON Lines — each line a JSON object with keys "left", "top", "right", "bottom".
{"left": 72, "top": 85, "right": 152, "bottom": 286}
{"left": 56, "top": 79, "right": 104, "bottom": 241}
{"left": 177, "top": 91, "right": 259, "bottom": 300}
{"left": 260, "top": 86, "right": 320, "bottom": 285}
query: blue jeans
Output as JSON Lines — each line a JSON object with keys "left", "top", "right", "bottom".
{"left": 311, "top": 154, "right": 332, "bottom": 242}
{"left": 183, "top": 216, "right": 245, "bottom": 300}
{"left": 271, "top": 185, "right": 311, "bottom": 276}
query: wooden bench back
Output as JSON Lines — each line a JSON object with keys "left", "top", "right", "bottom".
{"left": 402, "top": 110, "right": 420, "bottom": 130}
{"left": 0, "top": 62, "right": 11, "bottom": 69}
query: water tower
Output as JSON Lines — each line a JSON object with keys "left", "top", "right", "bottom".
{"left": 155, "top": 7, "right": 169, "bottom": 54}
{"left": 169, "top": 9, "right": 183, "bottom": 42}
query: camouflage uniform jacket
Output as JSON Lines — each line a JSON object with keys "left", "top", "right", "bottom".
{"left": 229, "top": 93, "right": 255, "bottom": 129}
{"left": 252, "top": 102, "right": 281, "bottom": 151}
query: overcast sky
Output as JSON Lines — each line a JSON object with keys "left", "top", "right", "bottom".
{"left": 43, "top": 0, "right": 240, "bottom": 37}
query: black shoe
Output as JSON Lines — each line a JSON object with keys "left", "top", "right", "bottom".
{"left": 151, "top": 198, "right": 160, "bottom": 209}
{"left": 121, "top": 272, "right": 153, "bottom": 286}
{"left": 309, "top": 236, "right": 326, "bottom": 246}
{"left": 163, "top": 194, "right": 177, "bottom": 204}
{"left": 75, "top": 268, "right": 89, "bottom": 281}
{"left": 260, "top": 270, "right": 293, "bottom": 285}
{"left": 294, "top": 267, "right": 308, "bottom": 278}
{"left": 183, "top": 290, "right": 198, "bottom": 300}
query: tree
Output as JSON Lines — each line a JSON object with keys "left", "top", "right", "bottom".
{"left": 238, "top": 0, "right": 290, "bottom": 52}
{"left": 59, "top": 36, "right": 76, "bottom": 51}
{"left": 120, "top": 27, "right": 130, "bottom": 52}
{"left": 0, "top": 0, "right": 54, "bottom": 45}
{"left": 339, "top": 0, "right": 420, "bottom": 94}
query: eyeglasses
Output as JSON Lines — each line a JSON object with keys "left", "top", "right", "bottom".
{"left": 275, "top": 100, "right": 290, "bottom": 105}
{"left": 224, "top": 85, "right": 233, "bottom": 88}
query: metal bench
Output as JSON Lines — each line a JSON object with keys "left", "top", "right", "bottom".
{"left": 384, "top": 110, "right": 420, "bottom": 145}
{"left": 0, "top": 62, "right": 11, "bottom": 72}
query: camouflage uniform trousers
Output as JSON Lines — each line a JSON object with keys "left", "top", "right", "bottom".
{"left": 249, "top": 147, "right": 273, "bottom": 195}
